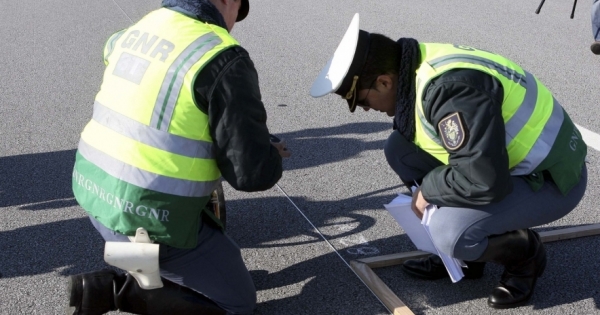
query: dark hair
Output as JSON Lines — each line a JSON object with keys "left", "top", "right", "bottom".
{"left": 358, "top": 33, "right": 400, "bottom": 89}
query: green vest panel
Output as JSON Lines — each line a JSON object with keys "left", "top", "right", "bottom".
{"left": 73, "top": 8, "right": 239, "bottom": 248}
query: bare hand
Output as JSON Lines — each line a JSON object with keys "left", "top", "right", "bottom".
{"left": 271, "top": 139, "right": 291, "bottom": 158}
{"left": 411, "top": 187, "right": 429, "bottom": 220}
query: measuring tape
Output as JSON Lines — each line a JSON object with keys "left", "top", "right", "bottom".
{"left": 276, "top": 184, "right": 393, "bottom": 314}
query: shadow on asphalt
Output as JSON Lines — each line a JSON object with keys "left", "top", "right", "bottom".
{"left": 227, "top": 192, "right": 600, "bottom": 313}
{"left": 3, "top": 123, "right": 599, "bottom": 313}
{"left": 377, "top": 236, "right": 600, "bottom": 314}
{"left": 0, "top": 121, "right": 391, "bottom": 209}
{"left": 0, "top": 149, "right": 78, "bottom": 209}
{"left": 0, "top": 217, "right": 107, "bottom": 278}
{"left": 1, "top": 195, "right": 599, "bottom": 313}
{"left": 274, "top": 121, "right": 392, "bottom": 171}
{"left": 226, "top": 192, "right": 400, "bottom": 315}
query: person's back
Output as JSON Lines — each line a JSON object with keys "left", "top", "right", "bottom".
{"left": 67, "top": 1, "right": 289, "bottom": 314}
{"left": 75, "top": 7, "right": 246, "bottom": 249}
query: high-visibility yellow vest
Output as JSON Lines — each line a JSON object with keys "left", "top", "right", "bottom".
{"left": 413, "top": 43, "right": 586, "bottom": 194}
{"left": 72, "top": 8, "right": 239, "bottom": 248}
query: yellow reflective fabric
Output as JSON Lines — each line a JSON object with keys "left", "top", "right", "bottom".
{"left": 167, "top": 23, "right": 234, "bottom": 140}
{"left": 83, "top": 8, "right": 238, "bottom": 188}
{"left": 81, "top": 121, "right": 220, "bottom": 181}
{"left": 413, "top": 63, "right": 448, "bottom": 161}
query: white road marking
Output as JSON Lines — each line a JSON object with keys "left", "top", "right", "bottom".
{"left": 576, "top": 124, "right": 600, "bottom": 152}
{"left": 335, "top": 227, "right": 380, "bottom": 256}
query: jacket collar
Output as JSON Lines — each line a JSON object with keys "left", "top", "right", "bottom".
{"left": 162, "top": 0, "right": 228, "bottom": 30}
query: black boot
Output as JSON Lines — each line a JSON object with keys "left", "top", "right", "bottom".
{"left": 475, "top": 229, "right": 546, "bottom": 309}
{"left": 67, "top": 270, "right": 226, "bottom": 315}
{"left": 402, "top": 254, "right": 486, "bottom": 280}
{"left": 66, "top": 269, "right": 120, "bottom": 315}
{"left": 115, "top": 274, "right": 226, "bottom": 315}
{"left": 592, "top": 41, "right": 600, "bottom": 55}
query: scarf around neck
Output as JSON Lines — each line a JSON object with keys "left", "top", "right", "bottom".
{"left": 162, "top": 0, "right": 227, "bottom": 29}
{"left": 393, "top": 37, "right": 421, "bottom": 142}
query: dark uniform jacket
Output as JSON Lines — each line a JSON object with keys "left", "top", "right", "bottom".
{"left": 420, "top": 64, "right": 586, "bottom": 207}
{"left": 421, "top": 69, "right": 514, "bottom": 207}
{"left": 163, "top": 0, "right": 282, "bottom": 192}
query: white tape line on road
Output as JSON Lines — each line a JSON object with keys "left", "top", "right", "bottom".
{"left": 576, "top": 124, "right": 600, "bottom": 152}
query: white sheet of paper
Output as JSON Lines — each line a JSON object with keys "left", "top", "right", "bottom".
{"left": 421, "top": 205, "right": 465, "bottom": 283}
{"left": 383, "top": 193, "right": 437, "bottom": 254}
{"left": 385, "top": 192, "right": 465, "bottom": 283}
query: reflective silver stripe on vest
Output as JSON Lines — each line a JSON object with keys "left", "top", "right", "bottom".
{"left": 105, "top": 30, "right": 126, "bottom": 63}
{"left": 504, "top": 71, "right": 537, "bottom": 146}
{"left": 510, "top": 98, "right": 564, "bottom": 175}
{"left": 429, "top": 54, "right": 527, "bottom": 88}
{"left": 417, "top": 104, "right": 442, "bottom": 145}
{"left": 78, "top": 139, "right": 219, "bottom": 197}
{"left": 92, "top": 101, "right": 213, "bottom": 159}
{"left": 151, "top": 33, "right": 223, "bottom": 130}
{"left": 415, "top": 78, "right": 442, "bottom": 144}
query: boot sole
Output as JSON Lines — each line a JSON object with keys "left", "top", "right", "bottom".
{"left": 487, "top": 277, "right": 538, "bottom": 309}
{"left": 488, "top": 296, "right": 531, "bottom": 309}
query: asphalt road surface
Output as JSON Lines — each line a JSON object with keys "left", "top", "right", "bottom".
{"left": 1, "top": 1, "right": 600, "bottom": 314}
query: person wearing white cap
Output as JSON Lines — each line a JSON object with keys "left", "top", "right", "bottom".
{"left": 311, "top": 14, "right": 587, "bottom": 309}
{"left": 66, "top": 0, "right": 290, "bottom": 314}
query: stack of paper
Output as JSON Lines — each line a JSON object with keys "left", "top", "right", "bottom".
{"left": 384, "top": 192, "right": 466, "bottom": 283}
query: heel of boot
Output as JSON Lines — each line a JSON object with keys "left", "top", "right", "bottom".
{"left": 66, "top": 270, "right": 119, "bottom": 315}
{"left": 463, "top": 262, "right": 486, "bottom": 279}
{"left": 66, "top": 275, "right": 83, "bottom": 315}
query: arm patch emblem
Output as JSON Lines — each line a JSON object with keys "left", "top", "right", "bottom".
{"left": 438, "top": 112, "right": 466, "bottom": 151}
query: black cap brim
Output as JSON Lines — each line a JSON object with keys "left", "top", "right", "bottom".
{"left": 236, "top": 0, "right": 249, "bottom": 22}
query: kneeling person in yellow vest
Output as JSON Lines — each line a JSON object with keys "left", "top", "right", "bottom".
{"left": 310, "top": 14, "right": 587, "bottom": 309}
{"left": 67, "top": 1, "right": 291, "bottom": 314}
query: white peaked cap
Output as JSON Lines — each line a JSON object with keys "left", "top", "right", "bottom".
{"left": 309, "top": 13, "right": 372, "bottom": 112}
{"left": 310, "top": 13, "right": 360, "bottom": 98}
